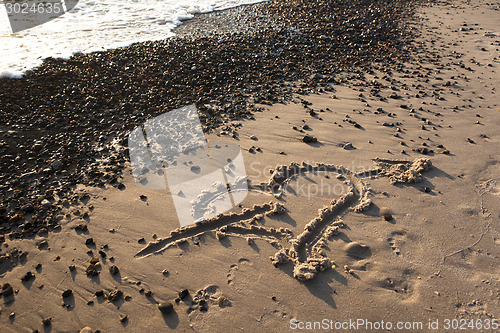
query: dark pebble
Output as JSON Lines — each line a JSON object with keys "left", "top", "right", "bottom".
{"left": 199, "top": 299, "right": 208, "bottom": 312}
{"left": 302, "top": 135, "right": 317, "bottom": 143}
{"left": 109, "top": 290, "right": 123, "bottom": 302}
{"left": 179, "top": 289, "right": 189, "bottom": 299}
{"left": 62, "top": 289, "right": 72, "bottom": 298}
{"left": 109, "top": 265, "right": 119, "bottom": 275}
{"left": 21, "top": 272, "right": 35, "bottom": 282}
{"left": 158, "top": 302, "right": 174, "bottom": 314}
{"left": 2, "top": 283, "right": 14, "bottom": 297}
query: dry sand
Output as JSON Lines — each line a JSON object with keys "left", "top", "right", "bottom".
{"left": 1, "top": 0, "right": 499, "bottom": 332}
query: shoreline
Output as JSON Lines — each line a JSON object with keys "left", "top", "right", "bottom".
{"left": 0, "top": 0, "right": 272, "bottom": 79}
{"left": 0, "top": 0, "right": 418, "bottom": 237}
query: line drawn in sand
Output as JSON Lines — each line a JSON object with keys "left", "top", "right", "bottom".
{"left": 136, "top": 157, "right": 432, "bottom": 281}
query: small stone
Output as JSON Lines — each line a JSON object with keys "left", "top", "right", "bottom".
{"left": 250, "top": 135, "right": 258, "bottom": 140}
{"left": 120, "top": 315, "right": 128, "bottom": 323}
{"left": 85, "top": 238, "right": 95, "bottom": 246}
{"left": 179, "top": 289, "right": 189, "bottom": 299}
{"left": 302, "top": 134, "right": 317, "bottom": 143}
{"left": 158, "top": 302, "right": 174, "bottom": 314}
{"left": 218, "top": 296, "right": 228, "bottom": 307}
{"left": 2, "top": 283, "right": 14, "bottom": 297}
{"left": 109, "top": 290, "right": 123, "bottom": 302}
{"left": 75, "top": 224, "right": 88, "bottom": 232}
{"left": 343, "top": 143, "right": 354, "bottom": 150}
{"left": 199, "top": 299, "right": 208, "bottom": 312}
{"left": 36, "top": 239, "right": 49, "bottom": 250}
{"left": 80, "top": 327, "right": 93, "bottom": 333}
{"left": 69, "top": 265, "right": 76, "bottom": 272}
{"left": 90, "top": 257, "right": 99, "bottom": 265}
{"left": 42, "top": 317, "right": 52, "bottom": 326}
{"left": 145, "top": 290, "right": 153, "bottom": 297}
{"left": 109, "top": 265, "right": 119, "bottom": 275}
{"left": 415, "top": 147, "right": 429, "bottom": 155}
{"left": 52, "top": 160, "right": 63, "bottom": 171}
{"left": 62, "top": 289, "right": 72, "bottom": 298}
{"left": 21, "top": 272, "right": 34, "bottom": 282}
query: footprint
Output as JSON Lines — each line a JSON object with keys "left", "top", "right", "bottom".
{"left": 376, "top": 269, "right": 419, "bottom": 300}
{"left": 344, "top": 242, "right": 372, "bottom": 260}
{"left": 387, "top": 230, "right": 407, "bottom": 256}
{"left": 227, "top": 258, "right": 251, "bottom": 285}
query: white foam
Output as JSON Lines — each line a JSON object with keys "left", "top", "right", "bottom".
{"left": 0, "top": 0, "right": 267, "bottom": 77}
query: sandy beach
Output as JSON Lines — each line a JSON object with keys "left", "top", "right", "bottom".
{"left": 0, "top": 0, "right": 499, "bottom": 332}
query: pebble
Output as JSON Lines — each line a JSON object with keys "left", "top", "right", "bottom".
{"left": 109, "top": 290, "right": 123, "bottom": 302}
{"left": 1, "top": 283, "right": 14, "bottom": 297}
{"left": 158, "top": 302, "right": 174, "bottom": 314}
{"left": 21, "top": 272, "right": 35, "bottom": 282}
{"left": 199, "top": 299, "right": 208, "bottom": 312}
{"left": 343, "top": 143, "right": 355, "bottom": 150}
{"left": 109, "top": 265, "right": 119, "bottom": 275}
{"left": 52, "top": 160, "right": 63, "bottom": 171}
{"left": 62, "top": 289, "right": 72, "bottom": 298}
{"left": 302, "top": 134, "right": 317, "bottom": 143}
{"left": 179, "top": 289, "right": 189, "bottom": 299}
